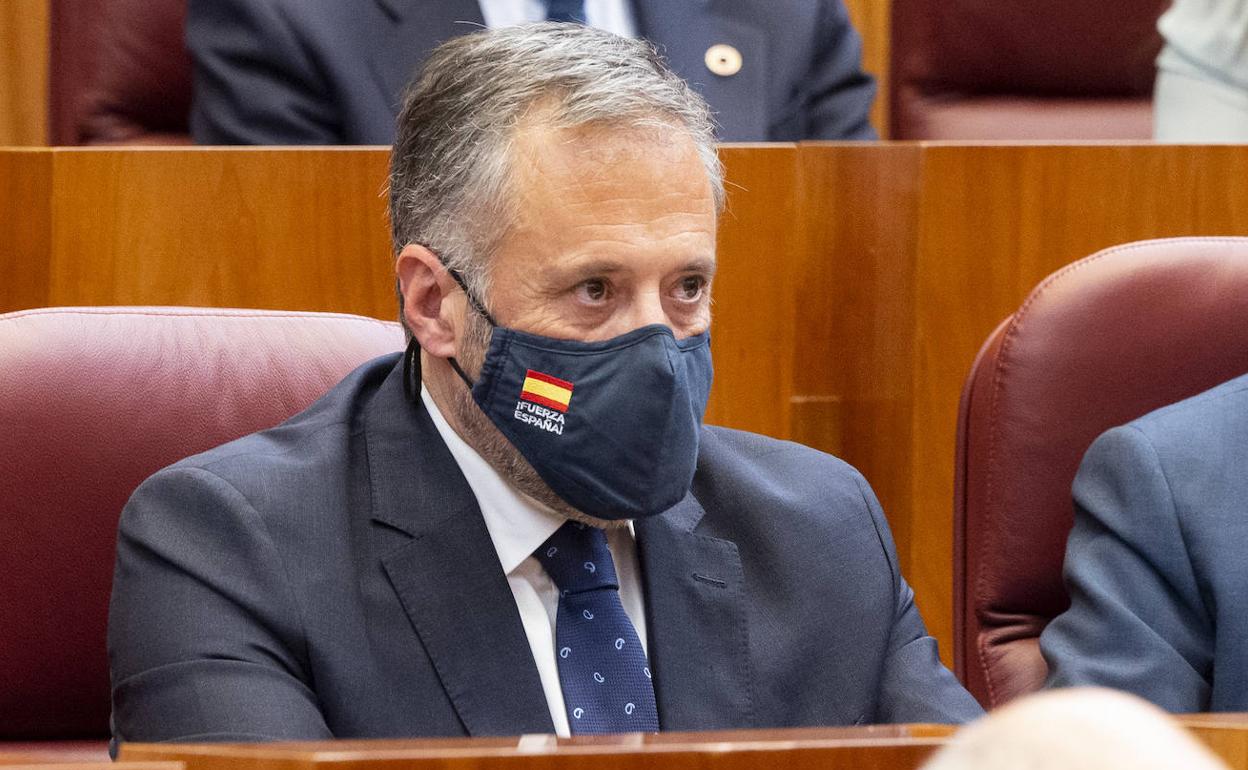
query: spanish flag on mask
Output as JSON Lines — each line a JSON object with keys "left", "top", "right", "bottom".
{"left": 520, "top": 369, "right": 574, "bottom": 413}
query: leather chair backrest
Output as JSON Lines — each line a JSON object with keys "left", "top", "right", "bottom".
{"left": 954, "top": 238, "right": 1248, "bottom": 708}
{"left": 0, "top": 307, "right": 403, "bottom": 738}
{"left": 49, "top": 0, "right": 192, "bottom": 144}
{"left": 890, "top": 0, "right": 1169, "bottom": 139}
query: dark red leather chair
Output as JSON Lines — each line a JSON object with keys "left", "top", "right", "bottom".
{"left": 0, "top": 307, "right": 403, "bottom": 756}
{"left": 49, "top": 0, "right": 192, "bottom": 144}
{"left": 954, "top": 237, "right": 1248, "bottom": 708}
{"left": 891, "top": 0, "right": 1170, "bottom": 139}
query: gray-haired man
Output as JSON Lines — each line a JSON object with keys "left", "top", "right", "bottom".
{"left": 109, "top": 24, "right": 979, "bottom": 746}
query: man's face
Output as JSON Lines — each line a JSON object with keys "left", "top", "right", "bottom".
{"left": 486, "top": 118, "right": 717, "bottom": 341}
{"left": 449, "top": 117, "right": 718, "bottom": 520}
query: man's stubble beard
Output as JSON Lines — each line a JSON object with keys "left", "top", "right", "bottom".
{"left": 447, "top": 308, "right": 628, "bottom": 529}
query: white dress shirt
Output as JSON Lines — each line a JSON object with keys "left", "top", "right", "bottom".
{"left": 477, "top": 0, "right": 639, "bottom": 38}
{"left": 1158, "top": 0, "right": 1248, "bottom": 91}
{"left": 420, "top": 385, "right": 648, "bottom": 736}
{"left": 1154, "top": 0, "right": 1248, "bottom": 140}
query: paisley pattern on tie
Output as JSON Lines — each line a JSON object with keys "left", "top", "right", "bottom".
{"left": 535, "top": 521, "right": 659, "bottom": 734}
{"left": 544, "top": 0, "right": 587, "bottom": 24}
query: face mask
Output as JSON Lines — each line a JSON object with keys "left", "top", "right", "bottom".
{"left": 436, "top": 271, "right": 714, "bottom": 520}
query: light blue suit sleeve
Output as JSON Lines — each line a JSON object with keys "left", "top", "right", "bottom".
{"left": 1040, "top": 425, "right": 1214, "bottom": 711}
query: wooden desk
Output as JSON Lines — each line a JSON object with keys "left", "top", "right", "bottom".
{"left": 120, "top": 726, "right": 953, "bottom": 770}
{"left": 0, "top": 744, "right": 110, "bottom": 765}
{"left": 1181, "top": 715, "right": 1248, "bottom": 769}
{"left": 4, "top": 144, "right": 1248, "bottom": 662}
{"left": 0, "top": 762, "right": 175, "bottom": 770}
{"left": 104, "top": 716, "right": 1248, "bottom": 770}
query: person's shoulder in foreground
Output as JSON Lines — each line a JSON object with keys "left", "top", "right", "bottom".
{"left": 921, "top": 688, "right": 1229, "bottom": 770}
{"left": 185, "top": 0, "right": 875, "bottom": 144}
{"left": 1041, "top": 371, "right": 1248, "bottom": 712}
{"left": 112, "top": 21, "right": 974, "bottom": 749}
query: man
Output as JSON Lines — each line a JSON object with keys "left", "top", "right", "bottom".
{"left": 109, "top": 24, "right": 977, "bottom": 747}
{"left": 1041, "top": 372, "right": 1248, "bottom": 711}
{"left": 186, "top": 0, "right": 876, "bottom": 144}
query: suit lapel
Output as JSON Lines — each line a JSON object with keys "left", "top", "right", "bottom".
{"left": 366, "top": 362, "right": 554, "bottom": 736}
{"left": 633, "top": 0, "right": 768, "bottom": 141}
{"left": 636, "top": 493, "right": 755, "bottom": 731}
{"left": 370, "top": 0, "right": 486, "bottom": 117}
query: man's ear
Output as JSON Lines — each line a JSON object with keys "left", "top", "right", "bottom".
{"left": 395, "top": 244, "right": 461, "bottom": 359}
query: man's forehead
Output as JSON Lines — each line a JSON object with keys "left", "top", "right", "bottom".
{"left": 511, "top": 111, "right": 703, "bottom": 174}
{"left": 487, "top": 108, "right": 717, "bottom": 281}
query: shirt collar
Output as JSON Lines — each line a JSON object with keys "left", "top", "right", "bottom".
{"left": 420, "top": 384, "right": 564, "bottom": 574}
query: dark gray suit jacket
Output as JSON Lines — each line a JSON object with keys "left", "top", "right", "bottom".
{"left": 186, "top": 0, "right": 876, "bottom": 144}
{"left": 108, "top": 354, "right": 979, "bottom": 746}
{"left": 1041, "top": 372, "right": 1248, "bottom": 711}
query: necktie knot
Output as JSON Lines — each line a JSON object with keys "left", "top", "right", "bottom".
{"left": 536, "top": 521, "right": 619, "bottom": 594}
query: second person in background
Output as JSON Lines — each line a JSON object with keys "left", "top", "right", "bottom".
{"left": 187, "top": 0, "right": 877, "bottom": 144}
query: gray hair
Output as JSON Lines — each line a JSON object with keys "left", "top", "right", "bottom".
{"left": 388, "top": 23, "right": 724, "bottom": 317}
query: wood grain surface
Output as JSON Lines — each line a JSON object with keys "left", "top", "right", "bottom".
{"left": 1182, "top": 714, "right": 1248, "bottom": 770}
{"left": 120, "top": 726, "right": 948, "bottom": 770}
{"left": 0, "top": 0, "right": 49, "bottom": 146}
{"left": 45, "top": 148, "right": 394, "bottom": 316}
{"left": 0, "top": 150, "right": 52, "bottom": 310}
{"left": 793, "top": 142, "right": 923, "bottom": 550}
{"left": 710, "top": 145, "right": 799, "bottom": 438}
{"left": 842, "top": 0, "right": 891, "bottom": 137}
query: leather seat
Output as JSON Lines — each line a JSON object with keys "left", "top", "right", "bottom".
{"left": 891, "top": 0, "right": 1170, "bottom": 139}
{"left": 953, "top": 237, "right": 1248, "bottom": 707}
{"left": 0, "top": 307, "right": 403, "bottom": 754}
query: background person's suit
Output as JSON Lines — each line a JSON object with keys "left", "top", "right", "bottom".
{"left": 108, "top": 354, "right": 979, "bottom": 747}
{"left": 1041, "top": 372, "right": 1248, "bottom": 711}
{"left": 186, "top": 0, "right": 877, "bottom": 144}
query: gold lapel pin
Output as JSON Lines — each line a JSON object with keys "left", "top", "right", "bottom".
{"left": 704, "top": 43, "right": 743, "bottom": 77}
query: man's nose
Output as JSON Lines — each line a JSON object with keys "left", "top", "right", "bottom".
{"left": 627, "top": 290, "right": 670, "bottom": 332}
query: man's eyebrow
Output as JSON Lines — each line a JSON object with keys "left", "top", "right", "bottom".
{"left": 550, "top": 255, "right": 718, "bottom": 278}
{"left": 683, "top": 258, "right": 718, "bottom": 276}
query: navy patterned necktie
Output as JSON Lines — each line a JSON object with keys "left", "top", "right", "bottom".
{"left": 544, "top": 0, "right": 587, "bottom": 24}
{"left": 535, "top": 521, "right": 659, "bottom": 734}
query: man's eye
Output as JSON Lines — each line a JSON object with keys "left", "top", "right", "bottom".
{"left": 677, "top": 276, "right": 707, "bottom": 300}
{"left": 577, "top": 279, "right": 609, "bottom": 303}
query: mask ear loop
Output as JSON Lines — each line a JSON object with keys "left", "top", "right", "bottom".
{"left": 446, "top": 356, "right": 476, "bottom": 390}
{"left": 401, "top": 254, "right": 496, "bottom": 400}
{"left": 443, "top": 265, "right": 496, "bottom": 391}
{"left": 403, "top": 336, "right": 421, "bottom": 402}
{"left": 445, "top": 267, "right": 498, "bottom": 327}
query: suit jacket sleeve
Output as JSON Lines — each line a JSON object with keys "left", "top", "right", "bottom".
{"left": 1040, "top": 426, "right": 1213, "bottom": 711}
{"left": 853, "top": 476, "right": 984, "bottom": 722}
{"left": 108, "top": 466, "right": 332, "bottom": 744}
{"left": 187, "top": 0, "right": 341, "bottom": 144}
{"left": 806, "top": 0, "right": 877, "bottom": 140}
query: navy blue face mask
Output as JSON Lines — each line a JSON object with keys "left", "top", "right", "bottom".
{"left": 418, "top": 270, "right": 714, "bottom": 520}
